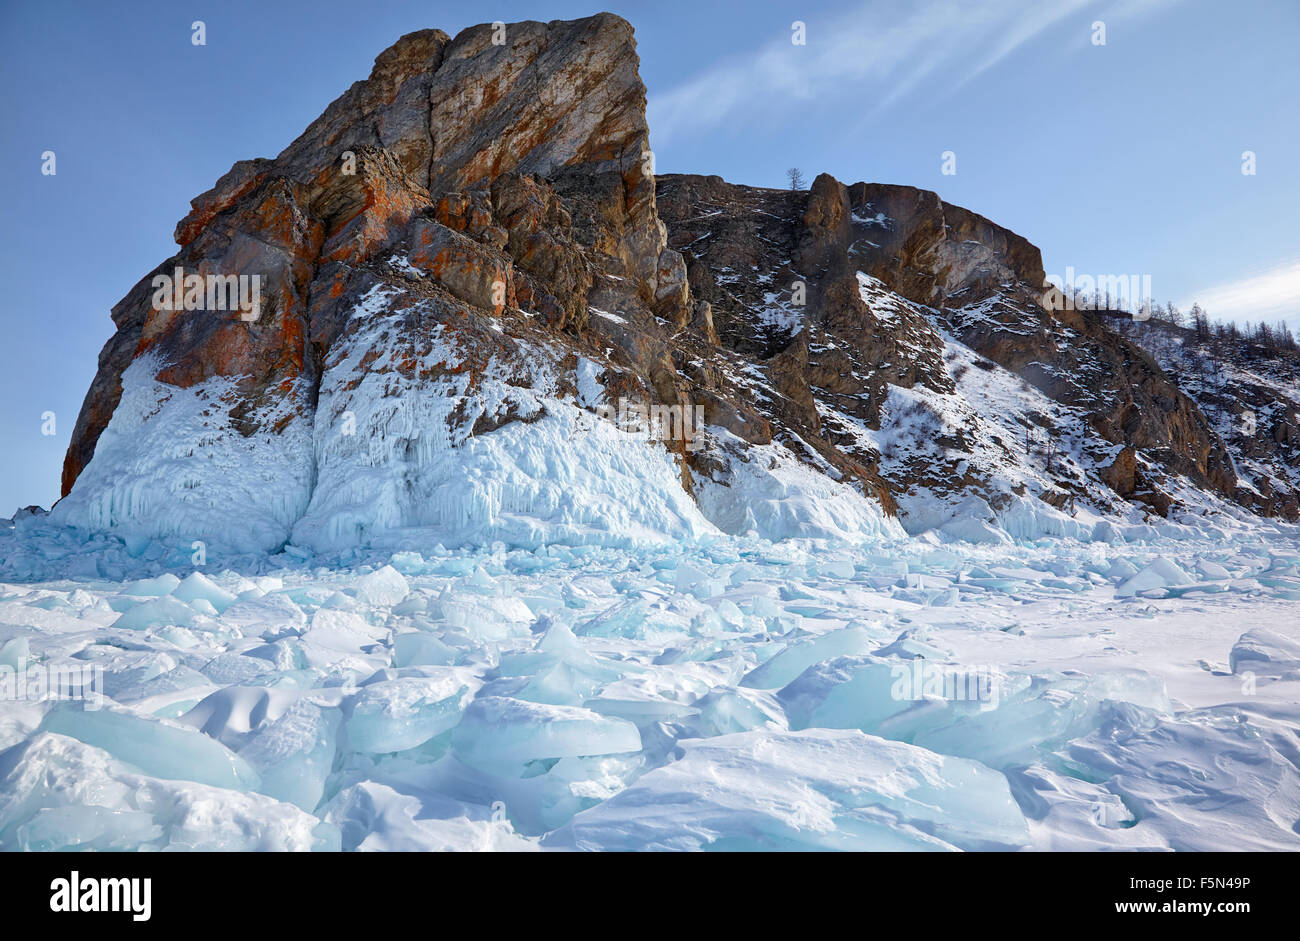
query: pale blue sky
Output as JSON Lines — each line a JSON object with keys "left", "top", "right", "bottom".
{"left": 1, "top": 0, "right": 1296, "bottom": 513}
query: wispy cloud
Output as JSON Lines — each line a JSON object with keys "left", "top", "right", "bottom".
{"left": 647, "top": 0, "right": 1180, "bottom": 147}
{"left": 1180, "top": 259, "right": 1300, "bottom": 330}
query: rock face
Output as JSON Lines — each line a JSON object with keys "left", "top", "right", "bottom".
{"left": 56, "top": 15, "right": 710, "bottom": 553}
{"left": 63, "top": 17, "right": 675, "bottom": 493}
{"left": 56, "top": 14, "right": 1278, "bottom": 553}
{"left": 1095, "top": 313, "right": 1300, "bottom": 521}
{"left": 657, "top": 171, "right": 1244, "bottom": 533}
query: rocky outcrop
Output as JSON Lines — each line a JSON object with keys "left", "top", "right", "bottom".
{"left": 845, "top": 182, "right": 1045, "bottom": 305}
{"left": 63, "top": 15, "right": 684, "bottom": 494}
{"left": 658, "top": 170, "right": 1242, "bottom": 527}
{"left": 1097, "top": 313, "right": 1300, "bottom": 521}
{"left": 56, "top": 14, "right": 1274, "bottom": 552}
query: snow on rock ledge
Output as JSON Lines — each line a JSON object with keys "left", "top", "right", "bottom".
{"left": 50, "top": 356, "right": 315, "bottom": 554}
{"left": 290, "top": 300, "right": 719, "bottom": 551}
{"left": 692, "top": 434, "right": 905, "bottom": 543}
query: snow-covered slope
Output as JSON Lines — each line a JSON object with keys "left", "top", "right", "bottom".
{"left": 291, "top": 285, "right": 718, "bottom": 552}
{"left": 54, "top": 273, "right": 907, "bottom": 554}
{"left": 51, "top": 356, "right": 316, "bottom": 554}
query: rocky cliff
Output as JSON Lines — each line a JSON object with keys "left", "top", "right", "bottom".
{"left": 55, "top": 14, "right": 1287, "bottom": 555}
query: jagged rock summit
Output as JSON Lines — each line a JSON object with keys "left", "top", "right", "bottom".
{"left": 58, "top": 14, "right": 707, "bottom": 553}
{"left": 54, "top": 14, "right": 1293, "bottom": 556}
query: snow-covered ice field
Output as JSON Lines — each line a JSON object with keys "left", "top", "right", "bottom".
{"left": 1, "top": 514, "right": 1298, "bottom": 852}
